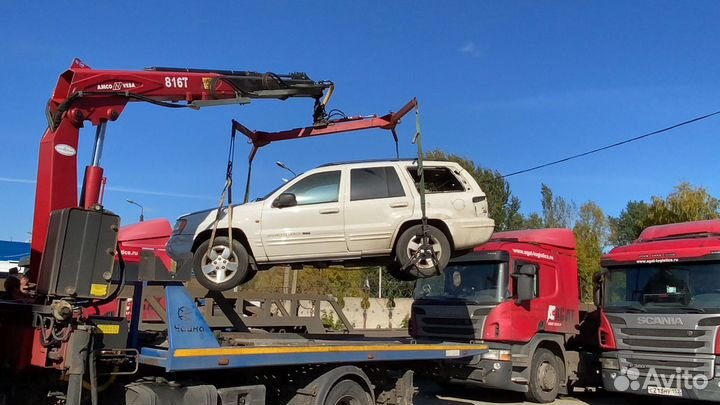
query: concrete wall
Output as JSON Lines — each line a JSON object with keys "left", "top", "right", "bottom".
{"left": 304, "top": 297, "right": 413, "bottom": 330}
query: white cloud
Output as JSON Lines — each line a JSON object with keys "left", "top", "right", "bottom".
{"left": 0, "top": 176, "right": 213, "bottom": 200}
{"left": 458, "top": 41, "right": 479, "bottom": 56}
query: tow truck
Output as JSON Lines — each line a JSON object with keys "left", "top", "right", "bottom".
{"left": 0, "top": 60, "right": 487, "bottom": 405}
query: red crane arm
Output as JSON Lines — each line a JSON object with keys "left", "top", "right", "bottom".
{"left": 31, "top": 59, "right": 330, "bottom": 280}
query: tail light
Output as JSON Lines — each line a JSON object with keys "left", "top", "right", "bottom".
{"left": 714, "top": 328, "right": 720, "bottom": 355}
{"left": 599, "top": 311, "right": 617, "bottom": 350}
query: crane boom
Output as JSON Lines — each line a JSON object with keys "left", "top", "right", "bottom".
{"left": 31, "top": 59, "right": 331, "bottom": 280}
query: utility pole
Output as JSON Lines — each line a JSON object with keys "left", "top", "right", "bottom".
{"left": 378, "top": 266, "right": 382, "bottom": 298}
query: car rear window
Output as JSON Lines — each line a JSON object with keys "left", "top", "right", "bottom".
{"left": 351, "top": 167, "right": 405, "bottom": 201}
{"left": 407, "top": 166, "right": 466, "bottom": 193}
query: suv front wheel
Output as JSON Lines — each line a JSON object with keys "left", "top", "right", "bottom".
{"left": 394, "top": 224, "right": 450, "bottom": 279}
{"left": 193, "top": 236, "right": 250, "bottom": 291}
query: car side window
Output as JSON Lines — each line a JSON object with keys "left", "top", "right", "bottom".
{"left": 406, "top": 166, "right": 466, "bottom": 193}
{"left": 350, "top": 166, "right": 406, "bottom": 201}
{"left": 284, "top": 171, "right": 341, "bottom": 206}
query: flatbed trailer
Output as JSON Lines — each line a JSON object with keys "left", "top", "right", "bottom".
{"left": 1, "top": 280, "right": 486, "bottom": 405}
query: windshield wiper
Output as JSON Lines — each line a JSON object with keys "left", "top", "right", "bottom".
{"left": 673, "top": 305, "right": 705, "bottom": 313}
{"left": 606, "top": 305, "right": 647, "bottom": 313}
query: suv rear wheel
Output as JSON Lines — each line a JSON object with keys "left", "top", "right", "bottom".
{"left": 394, "top": 224, "right": 450, "bottom": 279}
{"left": 193, "top": 236, "right": 249, "bottom": 291}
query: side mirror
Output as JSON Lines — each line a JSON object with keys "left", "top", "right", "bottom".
{"left": 512, "top": 264, "right": 537, "bottom": 304}
{"left": 273, "top": 193, "right": 297, "bottom": 208}
{"left": 592, "top": 270, "right": 606, "bottom": 307}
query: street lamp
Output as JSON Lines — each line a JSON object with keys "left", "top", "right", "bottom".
{"left": 126, "top": 199, "right": 144, "bottom": 222}
{"left": 275, "top": 161, "right": 297, "bottom": 177}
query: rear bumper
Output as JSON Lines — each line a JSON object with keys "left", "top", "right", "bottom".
{"left": 445, "top": 218, "right": 495, "bottom": 249}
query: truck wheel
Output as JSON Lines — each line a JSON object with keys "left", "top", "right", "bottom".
{"left": 394, "top": 225, "right": 450, "bottom": 279}
{"left": 525, "top": 348, "right": 563, "bottom": 403}
{"left": 324, "top": 380, "right": 372, "bottom": 405}
{"left": 193, "top": 236, "right": 249, "bottom": 291}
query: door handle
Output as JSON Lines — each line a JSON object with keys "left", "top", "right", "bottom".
{"left": 319, "top": 208, "right": 340, "bottom": 214}
{"left": 390, "top": 202, "right": 409, "bottom": 208}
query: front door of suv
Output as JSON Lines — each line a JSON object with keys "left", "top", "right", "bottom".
{"left": 344, "top": 166, "right": 413, "bottom": 254}
{"left": 261, "top": 169, "right": 347, "bottom": 261}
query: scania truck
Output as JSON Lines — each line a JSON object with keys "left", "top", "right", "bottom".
{"left": 598, "top": 219, "right": 720, "bottom": 401}
{"left": 410, "top": 228, "right": 601, "bottom": 403}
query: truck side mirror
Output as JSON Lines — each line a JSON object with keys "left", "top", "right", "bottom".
{"left": 512, "top": 264, "right": 537, "bottom": 304}
{"left": 273, "top": 193, "right": 297, "bottom": 208}
{"left": 592, "top": 270, "right": 606, "bottom": 307}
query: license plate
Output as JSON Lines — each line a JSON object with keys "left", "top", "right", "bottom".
{"left": 647, "top": 386, "right": 682, "bottom": 397}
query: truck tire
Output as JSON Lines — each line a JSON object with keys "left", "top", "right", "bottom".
{"left": 323, "top": 380, "right": 372, "bottom": 405}
{"left": 193, "top": 236, "right": 249, "bottom": 291}
{"left": 394, "top": 224, "right": 450, "bottom": 279}
{"left": 525, "top": 348, "right": 563, "bottom": 403}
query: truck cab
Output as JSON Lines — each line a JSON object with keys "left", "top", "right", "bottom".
{"left": 411, "top": 229, "right": 598, "bottom": 402}
{"left": 598, "top": 219, "right": 720, "bottom": 401}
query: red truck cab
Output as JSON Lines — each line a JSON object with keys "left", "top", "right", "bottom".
{"left": 411, "top": 229, "right": 599, "bottom": 402}
{"left": 598, "top": 220, "right": 720, "bottom": 401}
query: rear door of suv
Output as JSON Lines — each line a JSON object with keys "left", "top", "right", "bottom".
{"left": 344, "top": 165, "right": 414, "bottom": 254}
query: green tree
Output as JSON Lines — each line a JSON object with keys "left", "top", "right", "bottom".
{"left": 541, "top": 183, "right": 576, "bottom": 228}
{"left": 425, "top": 150, "right": 522, "bottom": 231}
{"left": 608, "top": 200, "right": 650, "bottom": 246}
{"left": 573, "top": 201, "right": 608, "bottom": 303}
{"left": 646, "top": 182, "right": 720, "bottom": 225}
{"left": 522, "top": 213, "right": 544, "bottom": 229}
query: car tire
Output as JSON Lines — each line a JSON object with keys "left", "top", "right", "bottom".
{"left": 394, "top": 224, "right": 450, "bottom": 279}
{"left": 323, "top": 380, "right": 372, "bottom": 405}
{"left": 524, "top": 348, "right": 563, "bottom": 403}
{"left": 192, "top": 236, "right": 250, "bottom": 291}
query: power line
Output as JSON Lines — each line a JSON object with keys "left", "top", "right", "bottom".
{"left": 501, "top": 109, "right": 720, "bottom": 178}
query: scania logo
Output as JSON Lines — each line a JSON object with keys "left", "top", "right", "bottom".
{"left": 637, "top": 316, "right": 683, "bottom": 326}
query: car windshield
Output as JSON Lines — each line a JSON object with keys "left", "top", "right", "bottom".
{"left": 604, "top": 262, "right": 720, "bottom": 313}
{"left": 414, "top": 261, "right": 507, "bottom": 304}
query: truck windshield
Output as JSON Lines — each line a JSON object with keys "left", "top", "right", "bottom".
{"left": 414, "top": 261, "right": 507, "bottom": 304}
{"left": 604, "top": 262, "right": 720, "bottom": 313}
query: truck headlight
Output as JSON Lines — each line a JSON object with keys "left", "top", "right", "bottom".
{"left": 601, "top": 357, "right": 619, "bottom": 370}
{"left": 481, "top": 349, "right": 511, "bottom": 362}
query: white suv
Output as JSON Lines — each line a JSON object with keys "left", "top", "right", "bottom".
{"left": 167, "top": 160, "right": 495, "bottom": 291}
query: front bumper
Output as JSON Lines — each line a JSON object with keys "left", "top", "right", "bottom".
{"left": 166, "top": 234, "right": 194, "bottom": 278}
{"left": 447, "top": 359, "right": 526, "bottom": 392}
{"left": 602, "top": 352, "right": 720, "bottom": 402}
{"left": 601, "top": 369, "right": 720, "bottom": 401}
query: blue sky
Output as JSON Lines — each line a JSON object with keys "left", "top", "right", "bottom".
{"left": 1, "top": 1, "right": 720, "bottom": 241}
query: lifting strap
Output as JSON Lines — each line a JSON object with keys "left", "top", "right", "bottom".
{"left": 206, "top": 125, "right": 237, "bottom": 260}
{"left": 403, "top": 102, "right": 441, "bottom": 275}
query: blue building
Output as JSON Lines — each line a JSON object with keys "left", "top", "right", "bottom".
{"left": 0, "top": 240, "right": 30, "bottom": 273}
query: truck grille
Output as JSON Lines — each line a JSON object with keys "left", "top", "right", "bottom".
{"left": 412, "top": 304, "right": 493, "bottom": 342}
{"left": 607, "top": 314, "right": 720, "bottom": 379}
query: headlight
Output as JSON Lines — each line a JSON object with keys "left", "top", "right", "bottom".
{"left": 481, "top": 349, "right": 511, "bottom": 362}
{"left": 173, "top": 219, "right": 188, "bottom": 235}
{"left": 601, "top": 357, "right": 619, "bottom": 370}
